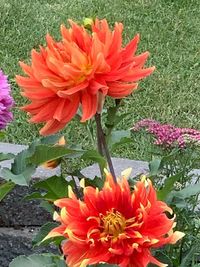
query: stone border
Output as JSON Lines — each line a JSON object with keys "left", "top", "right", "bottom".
{"left": 0, "top": 142, "right": 150, "bottom": 179}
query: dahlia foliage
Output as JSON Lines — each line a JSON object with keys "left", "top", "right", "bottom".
{"left": 16, "top": 18, "right": 154, "bottom": 135}
{"left": 0, "top": 70, "right": 14, "bottom": 130}
{"left": 45, "top": 170, "right": 184, "bottom": 267}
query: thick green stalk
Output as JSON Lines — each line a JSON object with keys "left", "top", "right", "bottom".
{"left": 95, "top": 113, "right": 117, "bottom": 183}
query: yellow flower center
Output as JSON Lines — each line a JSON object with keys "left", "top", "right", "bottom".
{"left": 83, "top": 64, "right": 93, "bottom": 75}
{"left": 102, "top": 210, "right": 126, "bottom": 237}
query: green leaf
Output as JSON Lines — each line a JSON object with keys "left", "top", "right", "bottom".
{"left": 0, "top": 152, "right": 15, "bottom": 162}
{"left": 167, "top": 182, "right": 200, "bottom": 207}
{"left": 0, "top": 135, "right": 66, "bottom": 186}
{"left": 0, "top": 142, "right": 37, "bottom": 186}
{"left": 39, "top": 134, "right": 63, "bottom": 145}
{"left": 24, "top": 192, "right": 45, "bottom": 200}
{"left": 11, "top": 142, "right": 36, "bottom": 175}
{"left": 109, "top": 130, "right": 132, "bottom": 150}
{"left": 29, "top": 144, "right": 84, "bottom": 165}
{"left": 84, "top": 176, "right": 104, "bottom": 189}
{"left": 0, "top": 166, "right": 35, "bottom": 186}
{"left": 32, "top": 222, "right": 59, "bottom": 246}
{"left": 33, "top": 175, "right": 71, "bottom": 201}
{"left": 0, "top": 138, "right": 50, "bottom": 187}
{"left": 176, "top": 182, "right": 200, "bottom": 199}
{"left": 157, "top": 172, "right": 183, "bottom": 200}
{"left": 105, "top": 106, "right": 131, "bottom": 128}
{"left": 151, "top": 249, "right": 173, "bottom": 267}
{"left": 105, "top": 106, "right": 118, "bottom": 127}
{"left": 128, "top": 178, "right": 137, "bottom": 188}
{"left": 67, "top": 170, "right": 87, "bottom": 180}
{"left": 40, "top": 200, "right": 55, "bottom": 214}
{"left": 0, "top": 181, "right": 15, "bottom": 201}
{"left": 81, "top": 150, "right": 107, "bottom": 170}
{"left": 149, "top": 158, "right": 162, "bottom": 176}
{"left": 12, "top": 150, "right": 30, "bottom": 175}
{"left": 9, "top": 254, "right": 66, "bottom": 267}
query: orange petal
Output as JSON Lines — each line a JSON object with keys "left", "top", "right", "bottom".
{"left": 57, "top": 80, "right": 89, "bottom": 97}
{"left": 169, "top": 231, "right": 185, "bottom": 244}
{"left": 42, "top": 225, "right": 66, "bottom": 241}
{"left": 122, "top": 66, "right": 155, "bottom": 82}
{"left": 150, "top": 256, "right": 168, "bottom": 267}
{"left": 19, "top": 61, "right": 34, "bottom": 77}
{"left": 39, "top": 119, "right": 67, "bottom": 136}
{"left": 29, "top": 99, "right": 59, "bottom": 123}
{"left": 121, "top": 34, "right": 140, "bottom": 61}
{"left": 107, "top": 82, "right": 138, "bottom": 98}
{"left": 53, "top": 95, "right": 79, "bottom": 123}
{"left": 80, "top": 91, "right": 97, "bottom": 122}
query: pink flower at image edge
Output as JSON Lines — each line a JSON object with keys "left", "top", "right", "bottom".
{"left": 0, "top": 70, "right": 14, "bottom": 130}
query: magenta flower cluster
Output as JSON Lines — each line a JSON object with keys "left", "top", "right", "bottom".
{"left": 0, "top": 70, "right": 14, "bottom": 130}
{"left": 132, "top": 119, "right": 200, "bottom": 148}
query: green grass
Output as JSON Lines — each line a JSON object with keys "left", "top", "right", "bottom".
{"left": 1, "top": 0, "right": 200, "bottom": 161}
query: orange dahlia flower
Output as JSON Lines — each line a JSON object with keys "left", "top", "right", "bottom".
{"left": 16, "top": 18, "right": 155, "bottom": 135}
{"left": 44, "top": 169, "right": 184, "bottom": 267}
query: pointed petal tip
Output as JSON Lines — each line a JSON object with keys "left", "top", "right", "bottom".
{"left": 15, "top": 75, "right": 20, "bottom": 82}
{"left": 135, "top": 33, "right": 140, "bottom": 42}
{"left": 58, "top": 136, "right": 66, "bottom": 146}
{"left": 18, "top": 61, "right": 25, "bottom": 67}
{"left": 53, "top": 211, "right": 60, "bottom": 221}
{"left": 68, "top": 185, "right": 75, "bottom": 198}
{"left": 104, "top": 168, "right": 110, "bottom": 176}
{"left": 80, "top": 117, "right": 87, "bottom": 123}
{"left": 171, "top": 231, "right": 185, "bottom": 244}
{"left": 60, "top": 23, "right": 65, "bottom": 29}
{"left": 121, "top": 168, "right": 132, "bottom": 179}
{"left": 79, "top": 178, "right": 85, "bottom": 188}
{"left": 39, "top": 128, "right": 49, "bottom": 136}
{"left": 142, "top": 51, "right": 150, "bottom": 58}
{"left": 80, "top": 258, "right": 90, "bottom": 267}
{"left": 68, "top": 18, "right": 77, "bottom": 27}
{"left": 20, "top": 104, "right": 30, "bottom": 111}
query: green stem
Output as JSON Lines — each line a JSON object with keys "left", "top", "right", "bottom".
{"left": 95, "top": 113, "right": 117, "bottom": 183}
{"left": 61, "top": 155, "right": 82, "bottom": 200}
{"left": 71, "top": 175, "right": 82, "bottom": 199}
{"left": 106, "top": 99, "right": 121, "bottom": 143}
{"left": 96, "top": 121, "right": 104, "bottom": 157}
{"left": 95, "top": 116, "right": 105, "bottom": 178}
{"left": 85, "top": 121, "right": 96, "bottom": 148}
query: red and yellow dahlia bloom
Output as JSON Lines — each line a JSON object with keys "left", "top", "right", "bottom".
{"left": 45, "top": 170, "right": 184, "bottom": 267}
{"left": 16, "top": 18, "right": 155, "bottom": 135}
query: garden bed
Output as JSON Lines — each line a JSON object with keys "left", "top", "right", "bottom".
{"left": 0, "top": 142, "right": 151, "bottom": 266}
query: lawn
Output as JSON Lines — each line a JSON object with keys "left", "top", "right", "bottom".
{"left": 1, "top": 0, "right": 200, "bottom": 161}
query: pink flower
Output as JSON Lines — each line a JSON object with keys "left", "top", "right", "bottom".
{"left": 132, "top": 119, "right": 200, "bottom": 148}
{"left": 0, "top": 70, "right": 14, "bottom": 130}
